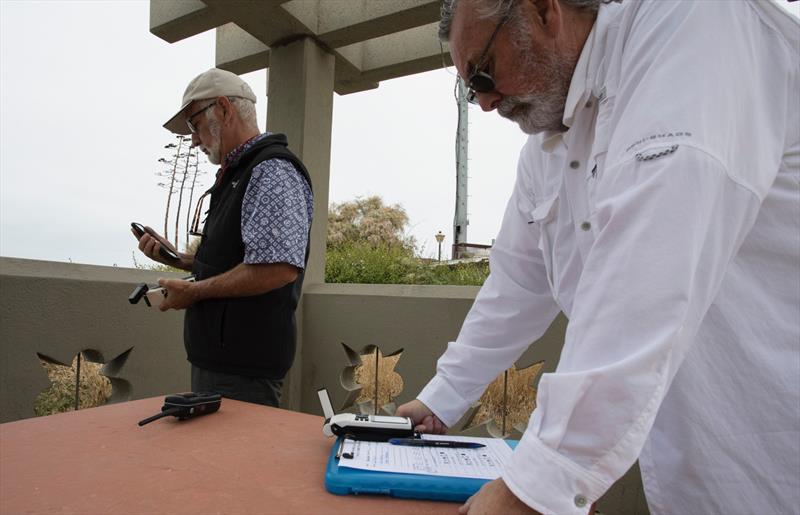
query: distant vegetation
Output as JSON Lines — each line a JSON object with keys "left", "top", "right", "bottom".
{"left": 325, "top": 196, "right": 489, "bottom": 286}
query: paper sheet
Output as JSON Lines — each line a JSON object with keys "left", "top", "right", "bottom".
{"left": 337, "top": 434, "right": 512, "bottom": 480}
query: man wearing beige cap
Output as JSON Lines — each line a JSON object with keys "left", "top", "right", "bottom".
{"left": 133, "top": 68, "right": 313, "bottom": 407}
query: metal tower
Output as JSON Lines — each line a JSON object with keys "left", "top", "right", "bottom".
{"left": 453, "top": 77, "right": 469, "bottom": 257}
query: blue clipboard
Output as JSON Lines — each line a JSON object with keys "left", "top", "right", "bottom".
{"left": 324, "top": 437, "right": 519, "bottom": 502}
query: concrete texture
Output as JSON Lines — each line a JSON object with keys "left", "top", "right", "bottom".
{"left": 0, "top": 258, "right": 190, "bottom": 423}
{"left": 150, "top": 0, "right": 448, "bottom": 96}
{"left": 0, "top": 258, "right": 648, "bottom": 513}
{"left": 263, "top": 36, "right": 336, "bottom": 410}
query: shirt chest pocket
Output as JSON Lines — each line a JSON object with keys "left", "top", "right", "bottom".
{"left": 587, "top": 97, "right": 614, "bottom": 207}
{"left": 530, "top": 195, "right": 560, "bottom": 296}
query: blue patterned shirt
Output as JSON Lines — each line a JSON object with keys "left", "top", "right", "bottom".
{"left": 222, "top": 133, "right": 313, "bottom": 269}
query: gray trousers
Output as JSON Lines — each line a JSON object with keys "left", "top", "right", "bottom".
{"left": 191, "top": 365, "right": 283, "bottom": 407}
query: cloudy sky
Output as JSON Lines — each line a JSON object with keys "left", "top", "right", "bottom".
{"left": 1, "top": 1, "right": 797, "bottom": 268}
{"left": 0, "top": 0, "right": 530, "bottom": 267}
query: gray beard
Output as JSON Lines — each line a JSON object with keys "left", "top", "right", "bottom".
{"left": 497, "top": 89, "right": 568, "bottom": 134}
{"left": 205, "top": 115, "right": 222, "bottom": 165}
{"left": 206, "top": 147, "right": 221, "bottom": 166}
{"left": 496, "top": 34, "right": 574, "bottom": 134}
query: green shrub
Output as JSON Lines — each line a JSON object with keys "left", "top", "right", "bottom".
{"left": 407, "top": 260, "right": 490, "bottom": 286}
{"left": 326, "top": 242, "right": 489, "bottom": 286}
{"left": 326, "top": 243, "right": 416, "bottom": 284}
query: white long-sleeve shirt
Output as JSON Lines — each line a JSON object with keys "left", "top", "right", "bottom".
{"left": 418, "top": 2, "right": 800, "bottom": 514}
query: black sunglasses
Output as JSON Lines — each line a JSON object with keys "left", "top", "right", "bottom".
{"left": 466, "top": 8, "right": 513, "bottom": 104}
{"left": 186, "top": 100, "right": 217, "bottom": 134}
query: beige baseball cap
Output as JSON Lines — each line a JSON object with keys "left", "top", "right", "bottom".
{"left": 163, "top": 68, "right": 257, "bottom": 135}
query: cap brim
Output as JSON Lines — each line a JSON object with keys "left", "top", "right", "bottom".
{"left": 163, "top": 100, "right": 193, "bottom": 135}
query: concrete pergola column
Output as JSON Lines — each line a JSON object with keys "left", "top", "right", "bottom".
{"left": 266, "top": 36, "right": 334, "bottom": 288}
{"left": 265, "top": 36, "right": 334, "bottom": 410}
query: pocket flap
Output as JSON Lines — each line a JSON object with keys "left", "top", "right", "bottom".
{"left": 530, "top": 196, "right": 558, "bottom": 223}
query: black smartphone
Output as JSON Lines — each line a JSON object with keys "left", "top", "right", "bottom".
{"left": 131, "top": 222, "right": 180, "bottom": 261}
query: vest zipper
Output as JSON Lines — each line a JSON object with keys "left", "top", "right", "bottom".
{"left": 219, "top": 301, "right": 227, "bottom": 348}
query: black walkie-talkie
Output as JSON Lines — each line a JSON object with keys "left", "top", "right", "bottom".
{"left": 138, "top": 392, "right": 222, "bottom": 426}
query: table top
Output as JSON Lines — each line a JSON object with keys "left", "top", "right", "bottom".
{"left": 0, "top": 397, "right": 457, "bottom": 515}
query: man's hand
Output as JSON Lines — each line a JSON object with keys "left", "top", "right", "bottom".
{"left": 459, "top": 479, "right": 541, "bottom": 515}
{"left": 157, "top": 278, "right": 199, "bottom": 311}
{"left": 395, "top": 399, "right": 448, "bottom": 434}
{"left": 132, "top": 225, "right": 191, "bottom": 271}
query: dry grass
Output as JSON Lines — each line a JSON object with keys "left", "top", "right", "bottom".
{"left": 471, "top": 361, "right": 544, "bottom": 432}
{"left": 353, "top": 350, "right": 404, "bottom": 409}
{"left": 350, "top": 349, "right": 543, "bottom": 433}
{"left": 34, "top": 353, "right": 112, "bottom": 417}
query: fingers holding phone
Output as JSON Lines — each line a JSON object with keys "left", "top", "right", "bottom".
{"left": 131, "top": 222, "right": 184, "bottom": 268}
{"left": 136, "top": 230, "right": 162, "bottom": 262}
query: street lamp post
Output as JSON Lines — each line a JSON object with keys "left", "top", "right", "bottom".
{"left": 435, "top": 231, "right": 445, "bottom": 262}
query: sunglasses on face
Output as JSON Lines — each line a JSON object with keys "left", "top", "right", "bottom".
{"left": 465, "top": 9, "right": 513, "bottom": 104}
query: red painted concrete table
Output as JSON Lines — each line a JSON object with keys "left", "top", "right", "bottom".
{"left": 0, "top": 397, "right": 457, "bottom": 514}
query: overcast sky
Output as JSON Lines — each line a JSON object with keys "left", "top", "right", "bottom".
{"left": 1, "top": 1, "right": 798, "bottom": 268}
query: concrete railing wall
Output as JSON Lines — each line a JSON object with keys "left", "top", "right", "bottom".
{"left": 0, "top": 258, "right": 190, "bottom": 423}
{"left": 0, "top": 257, "right": 647, "bottom": 514}
{"left": 297, "top": 282, "right": 567, "bottom": 418}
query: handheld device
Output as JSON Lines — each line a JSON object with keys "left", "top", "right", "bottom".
{"left": 131, "top": 222, "right": 180, "bottom": 262}
{"left": 138, "top": 392, "right": 222, "bottom": 426}
{"left": 318, "top": 387, "right": 414, "bottom": 441}
{"left": 128, "top": 276, "right": 195, "bottom": 307}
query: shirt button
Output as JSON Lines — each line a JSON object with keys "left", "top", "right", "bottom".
{"left": 580, "top": 222, "right": 591, "bottom": 231}
{"left": 569, "top": 160, "right": 580, "bottom": 169}
{"left": 585, "top": 99, "right": 593, "bottom": 108}
{"left": 574, "top": 494, "right": 588, "bottom": 508}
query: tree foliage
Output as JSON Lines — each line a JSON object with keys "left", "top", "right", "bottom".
{"left": 327, "top": 196, "right": 416, "bottom": 251}
{"left": 324, "top": 195, "right": 489, "bottom": 286}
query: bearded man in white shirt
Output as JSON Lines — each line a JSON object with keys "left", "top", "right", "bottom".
{"left": 396, "top": 1, "right": 800, "bottom": 514}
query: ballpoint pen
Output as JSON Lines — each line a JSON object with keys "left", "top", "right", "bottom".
{"left": 388, "top": 438, "right": 486, "bottom": 449}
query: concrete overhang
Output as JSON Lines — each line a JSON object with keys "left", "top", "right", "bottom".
{"left": 150, "top": 0, "right": 453, "bottom": 95}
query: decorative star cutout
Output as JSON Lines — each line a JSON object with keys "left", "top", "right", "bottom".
{"left": 34, "top": 348, "right": 133, "bottom": 416}
{"left": 339, "top": 342, "right": 404, "bottom": 415}
{"left": 460, "top": 361, "right": 545, "bottom": 438}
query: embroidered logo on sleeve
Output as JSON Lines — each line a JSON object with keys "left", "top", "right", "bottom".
{"left": 635, "top": 144, "right": 678, "bottom": 162}
{"left": 625, "top": 131, "right": 691, "bottom": 153}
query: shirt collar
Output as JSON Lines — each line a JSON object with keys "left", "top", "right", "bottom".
{"left": 222, "top": 132, "right": 271, "bottom": 170}
{"left": 540, "top": 1, "right": 621, "bottom": 152}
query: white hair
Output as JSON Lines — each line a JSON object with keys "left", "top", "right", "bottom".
{"left": 439, "top": 0, "right": 609, "bottom": 41}
{"left": 203, "top": 96, "right": 258, "bottom": 131}
{"left": 229, "top": 96, "right": 258, "bottom": 129}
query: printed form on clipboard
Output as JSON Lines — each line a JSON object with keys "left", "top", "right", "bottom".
{"left": 338, "top": 434, "right": 513, "bottom": 480}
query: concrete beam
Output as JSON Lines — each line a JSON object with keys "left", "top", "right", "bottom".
{"left": 149, "top": 0, "right": 228, "bottom": 43}
{"left": 215, "top": 23, "right": 270, "bottom": 76}
{"left": 202, "top": 0, "right": 311, "bottom": 47}
{"left": 153, "top": 0, "right": 445, "bottom": 92}
{"left": 282, "top": 0, "right": 441, "bottom": 48}
{"left": 205, "top": 1, "right": 376, "bottom": 94}
{"left": 343, "top": 23, "right": 453, "bottom": 84}
{"left": 214, "top": 23, "right": 378, "bottom": 96}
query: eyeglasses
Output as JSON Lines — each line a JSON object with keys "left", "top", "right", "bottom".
{"left": 465, "top": 8, "right": 513, "bottom": 104}
{"left": 186, "top": 101, "right": 217, "bottom": 134}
